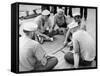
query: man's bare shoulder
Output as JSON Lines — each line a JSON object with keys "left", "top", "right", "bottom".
{"left": 73, "top": 30, "right": 83, "bottom": 38}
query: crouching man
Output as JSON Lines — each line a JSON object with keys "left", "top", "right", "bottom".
{"left": 34, "top": 10, "right": 54, "bottom": 44}
{"left": 64, "top": 13, "right": 86, "bottom": 47}
{"left": 64, "top": 19, "right": 96, "bottom": 68}
{"left": 19, "top": 22, "right": 58, "bottom": 72}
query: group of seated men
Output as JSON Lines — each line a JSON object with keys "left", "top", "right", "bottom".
{"left": 19, "top": 9, "right": 96, "bottom": 71}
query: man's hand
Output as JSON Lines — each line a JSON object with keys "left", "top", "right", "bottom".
{"left": 67, "top": 41, "right": 73, "bottom": 47}
{"left": 63, "top": 41, "right": 68, "bottom": 47}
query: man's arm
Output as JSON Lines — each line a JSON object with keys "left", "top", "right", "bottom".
{"left": 52, "top": 15, "right": 57, "bottom": 30}
{"left": 47, "top": 18, "right": 53, "bottom": 32}
{"left": 73, "top": 52, "right": 79, "bottom": 68}
{"left": 34, "top": 43, "right": 47, "bottom": 65}
{"left": 64, "top": 29, "right": 72, "bottom": 45}
{"left": 72, "top": 39, "right": 80, "bottom": 68}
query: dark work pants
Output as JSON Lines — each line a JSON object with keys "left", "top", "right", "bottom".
{"left": 43, "top": 30, "right": 58, "bottom": 37}
{"left": 64, "top": 52, "right": 93, "bottom": 66}
{"left": 34, "top": 57, "right": 58, "bottom": 71}
{"left": 56, "top": 22, "right": 68, "bottom": 35}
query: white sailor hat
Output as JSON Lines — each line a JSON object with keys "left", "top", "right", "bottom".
{"left": 23, "top": 22, "right": 38, "bottom": 31}
{"left": 72, "top": 12, "right": 80, "bottom": 17}
{"left": 68, "top": 21, "right": 79, "bottom": 29}
{"left": 42, "top": 10, "right": 50, "bottom": 15}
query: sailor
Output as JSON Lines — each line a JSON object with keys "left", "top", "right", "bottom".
{"left": 52, "top": 9, "right": 69, "bottom": 35}
{"left": 19, "top": 22, "right": 58, "bottom": 71}
{"left": 34, "top": 10, "right": 54, "bottom": 44}
{"left": 64, "top": 15, "right": 95, "bottom": 68}
{"left": 63, "top": 12, "right": 86, "bottom": 46}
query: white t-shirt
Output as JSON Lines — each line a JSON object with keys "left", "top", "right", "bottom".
{"left": 19, "top": 35, "right": 47, "bottom": 71}
{"left": 72, "top": 30, "right": 95, "bottom": 61}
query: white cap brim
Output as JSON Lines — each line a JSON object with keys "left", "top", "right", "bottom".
{"left": 57, "top": 9, "right": 64, "bottom": 13}
{"left": 73, "top": 12, "right": 80, "bottom": 17}
{"left": 42, "top": 10, "right": 50, "bottom": 15}
{"left": 68, "top": 21, "right": 79, "bottom": 29}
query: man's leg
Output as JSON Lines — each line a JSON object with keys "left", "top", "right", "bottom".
{"left": 44, "top": 56, "right": 58, "bottom": 70}
{"left": 48, "top": 30, "right": 59, "bottom": 37}
{"left": 44, "top": 30, "right": 55, "bottom": 37}
{"left": 57, "top": 28, "right": 65, "bottom": 35}
{"left": 58, "top": 23, "right": 68, "bottom": 35}
{"left": 34, "top": 57, "right": 58, "bottom": 71}
{"left": 64, "top": 52, "right": 74, "bottom": 64}
{"left": 64, "top": 52, "right": 94, "bottom": 67}
{"left": 38, "top": 32, "right": 53, "bottom": 43}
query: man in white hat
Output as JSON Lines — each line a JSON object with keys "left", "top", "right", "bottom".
{"left": 63, "top": 12, "right": 86, "bottom": 46}
{"left": 33, "top": 10, "right": 54, "bottom": 44}
{"left": 63, "top": 15, "right": 96, "bottom": 68}
{"left": 72, "top": 12, "right": 87, "bottom": 31}
{"left": 19, "top": 22, "right": 58, "bottom": 71}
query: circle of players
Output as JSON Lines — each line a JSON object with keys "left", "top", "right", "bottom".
{"left": 19, "top": 7, "right": 96, "bottom": 71}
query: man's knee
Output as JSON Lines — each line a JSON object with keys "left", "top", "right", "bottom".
{"left": 64, "top": 52, "right": 74, "bottom": 64}
{"left": 64, "top": 52, "right": 73, "bottom": 59}
{"left": 45, "top": 57, "right": 58, "bottom": 70}
{"left": 49, "top": 57, "right": 58, "bottom": 65}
